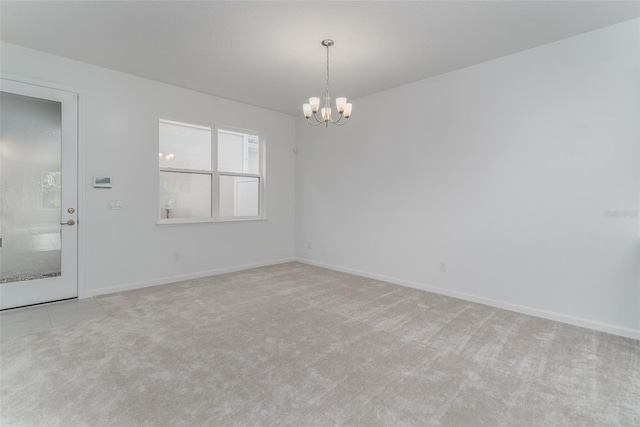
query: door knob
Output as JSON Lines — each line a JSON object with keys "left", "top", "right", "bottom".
{"left": 60, "top": 219, "right": 76, "bottom": 226}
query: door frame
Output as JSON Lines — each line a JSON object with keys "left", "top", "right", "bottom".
{"left": 1, "top": 73, "right": 86, "bottom": 302}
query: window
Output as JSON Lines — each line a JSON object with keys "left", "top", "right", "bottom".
{"left": 159, "top": 119, "right": 264, "bottom": 222}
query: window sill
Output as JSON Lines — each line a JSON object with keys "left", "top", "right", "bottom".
{"left": 156, "top": 217, "right": 267, "bottom": 226}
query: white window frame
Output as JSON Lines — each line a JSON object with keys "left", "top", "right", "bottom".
{"left": 157, "top": 118, "right": 266, "bottom": 225}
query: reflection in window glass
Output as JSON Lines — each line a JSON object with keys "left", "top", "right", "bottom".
{"left": 159, "top": 120, "right": 211, "bottom": 170}
{"left": 159, "top": 171, "right": 211, "bottom": 219}
{"left": 218, "top": 130, "right": 259, "bottom": 174}
{"left": 219, "top": 175, "right": 259, "bottom": 217}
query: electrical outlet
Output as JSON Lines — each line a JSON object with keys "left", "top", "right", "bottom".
{"left": 439, "top": 262, "right": 447, "bottom": 272}
{"left": 174, "top": 253, "right": 181, "bottom": 262}
{"left": 108, "top": 200, "right": 123, "bottom": 210}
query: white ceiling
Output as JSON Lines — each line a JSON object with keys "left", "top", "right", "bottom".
{"left": 2, "top": 1, "right": 639, "bottom": 116}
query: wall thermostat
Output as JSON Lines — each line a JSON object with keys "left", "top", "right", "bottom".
{"left": 93, "top": 176, "right": 112, "bottom": 188}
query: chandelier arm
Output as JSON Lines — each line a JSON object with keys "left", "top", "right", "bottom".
{"left": 329, "top": 113, "right": 347, "bottom": 125}
{"left": 307, "top": 113, "right": 325, "bottom": 125}
{"left": 306, "top": 111, "right": 328, "bottom": 125}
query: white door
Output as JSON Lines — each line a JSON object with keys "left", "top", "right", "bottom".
{"left": 0, "top": 78, "right": 78, "bottom": 310}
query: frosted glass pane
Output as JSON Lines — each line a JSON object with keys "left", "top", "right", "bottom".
{"left": 160, "top": 171, "right": 211, "bottom": 219}
{"left": 219, "top": 176, "right": 259, "bottom": 217}
{"left": 218, "top": 130, "right": 259, "bottom": 174}
{"left": 159, "top": 120, "right": 211, "bottom": 170}
{"left": 0, "top": 92, "right": 62, "bottom": 283}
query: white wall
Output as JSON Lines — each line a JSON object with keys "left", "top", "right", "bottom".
{"left": 296, "top": 20, "right": 640, "bottom": 338}
{"left": 1, "top": 42, "right": 296, "bottom": 296}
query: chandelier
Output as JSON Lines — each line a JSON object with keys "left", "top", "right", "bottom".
{"left": 302, "top": 39, "right": 353, "bottom": 127}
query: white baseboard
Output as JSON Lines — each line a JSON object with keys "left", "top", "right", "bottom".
{"left": 85, "top": 258, "right": 296, "bottom": 298}
{"left": 297, "top": 258, "right": 640, "bottom": 340}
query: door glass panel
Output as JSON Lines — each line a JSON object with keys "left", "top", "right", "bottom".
{"left": 0, "top": 92, "right": 62, "bottom": 283}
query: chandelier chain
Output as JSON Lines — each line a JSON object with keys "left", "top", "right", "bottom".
{"left": 326, "top": 44, "right": 330, "bottom": 89}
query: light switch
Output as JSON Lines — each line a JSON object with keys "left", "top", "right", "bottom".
{"left": 108, "top": 200, "right": 123, "bottom": 210}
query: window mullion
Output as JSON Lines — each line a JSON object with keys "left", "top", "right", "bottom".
{"left": 243, "top": 134, "right": 249, "bottom": 173}
{"left": 160, "top": 167, "right": 212, "bottom": 174}
{"left": 218, "top": 172, "right": 260, "bottom": 179}
{"left": 259, "top": 134, "right": 265, "bottom": 218}
{"left": 212, "top": 125, "right": 219, "bottom": 220}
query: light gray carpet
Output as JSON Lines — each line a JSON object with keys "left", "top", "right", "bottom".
{"left": 1, "top": 262, "right": 639, "bottom": 426}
